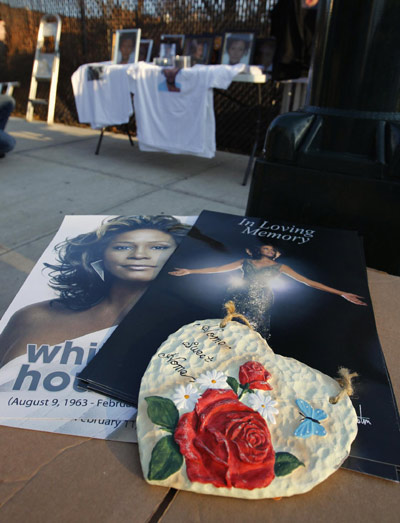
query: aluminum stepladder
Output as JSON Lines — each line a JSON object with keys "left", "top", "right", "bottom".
{"left": 26, "top": 14, "right": 61, "bottom": 124}
{"left": 0, "top": 82, "right": 20, "bottom": 96}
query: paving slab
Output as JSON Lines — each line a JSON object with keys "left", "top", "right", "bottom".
{"left": 25, "top": 139, "right": 221, "bottom": 186}
{"left": 170, "top": 161, "right": 250, "bottom": 209}
{"left": 0, "top": 230, "right": 63, "bottom": 270}
{"left": 7, "top": 118, "right": 99, "bottom": 152}
{"left": 0, "top": 260, "right": 29, "bottom": 317}
{"left": 0, "top": 155, "right": 155, "bottom": 248}
{"left": 107, "top": 188, "right": 247, "bottom": 216}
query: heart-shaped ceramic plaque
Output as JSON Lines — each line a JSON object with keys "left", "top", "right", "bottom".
{"left": 137, "top": 319, "right": 358, "bottom": 499}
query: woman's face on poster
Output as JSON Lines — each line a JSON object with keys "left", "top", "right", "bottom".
{"left": 260, "top": 245, "right": 277, "bottom": 259}
{"left": 119, "top": 37, "right": 134, "bottom": 62}
{"left": 261, "top": 43, "right": 275, "bottom": 67}
{"left": 0, "top": 20, "right": 6, "bottom": 42}
{"left": 193, "top": 42, "right": 204, "bottom": 58}
{"left": 227, "top": 39, "right": 247, "bottom": 64}
{"left": 103, "top": 229, "right": 177, "bottom": 282}
{"left": 162, "top": 43, "right": 175, "bottom": 58}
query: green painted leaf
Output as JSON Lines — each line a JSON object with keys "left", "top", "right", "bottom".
{"left": 238, "top": 382, "right": 250, "bottom": 399}
{"left": 227, "top": 376, "right": 239, "bottom": 394}
{"left": 274, "top": 452, "right": 305, "bottom": 477}
{"left": 145, "top": 396, "right": 179, "bottom": 432}
{"left": 148, "top": 435, "right": 183, "bottom": 481}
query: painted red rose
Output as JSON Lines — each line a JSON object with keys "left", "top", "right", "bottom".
{"left": 239, "top": 361, "right": 272, "bottom": 391}
{"left": 174, "top": 389, "right": 275, "bottom": 489}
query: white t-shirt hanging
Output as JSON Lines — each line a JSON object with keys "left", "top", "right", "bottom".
{"left": 71, "top": 62, "right": 134, "bottom": 129}
{"left": 127, "top": 63, "right": 245, "bottom": 158}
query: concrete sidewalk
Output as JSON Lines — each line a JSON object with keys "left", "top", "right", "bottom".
{"left": 0, "top": 117, "right": 251, "bottom": 315}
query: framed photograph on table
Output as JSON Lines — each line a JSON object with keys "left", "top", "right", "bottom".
{"left": 183, "top": 35, "right": 214, "bottom": 66}
{"left": 112, "top": 29, "right": 141, "bottom": 65}
{"left": 138, "top": 39, "right": 153, "bottom": 62}
{"left": 253, "top": 37, "right": 276, "bottom": 73}
{"left": 159, "top": 34, "right": 185, "bottom": 56}
{"left": 210, "top": 34, "right": 223, "bottom": 64}
{"left": 220, "top": 32, "right": 255, "bottom": 66}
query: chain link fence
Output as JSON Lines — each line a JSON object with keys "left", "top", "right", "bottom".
{"left": 0, "top": 0, "right": 282, "bottom": 154}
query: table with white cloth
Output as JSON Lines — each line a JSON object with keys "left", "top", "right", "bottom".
{"left": 71, "top": 62, "right": 266, "bottom": 161}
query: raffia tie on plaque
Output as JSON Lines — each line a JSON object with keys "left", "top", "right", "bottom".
{"left": 136, "top": 302, "right": 358, "bottom": 499}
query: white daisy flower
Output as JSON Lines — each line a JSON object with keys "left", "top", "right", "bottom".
{"left": 171, "top": 384, "right": 200, "bottom": 411}
{"left": 196, "top": 370, "right": 228, "bottom": 390}
{"left": 248, "top": 391, "right": 279, "bottom": 424}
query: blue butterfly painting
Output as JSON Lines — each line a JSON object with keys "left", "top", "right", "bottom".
{"left": 294, "top": 399, "right": 328, "bottom": 438}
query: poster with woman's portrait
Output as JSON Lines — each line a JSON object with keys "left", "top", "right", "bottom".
{"left": 80, "top": 210, "right": 400, "bottom": 480}
{"left": 183, "top": 36, "right": 213, "bottom": 66}
{"left": 138, "top": 39, "right": 153, "bottom": 62}
{"left": 253, "top": 37, "right": 276, "bottom": 73}
{"left": 159, "top": 34, "right": 185, "bottom": 57}
{"left": 221, "top": 32, "right": 255, "bottom": 66}
{"left": 159, "top": 42, "right": 176, "bottom": 63}
{"left": 112, "top": 29, "right": 141, "bottom": 65}
{"left": 0, "top": 215, "right": 195, "bottom": 441}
